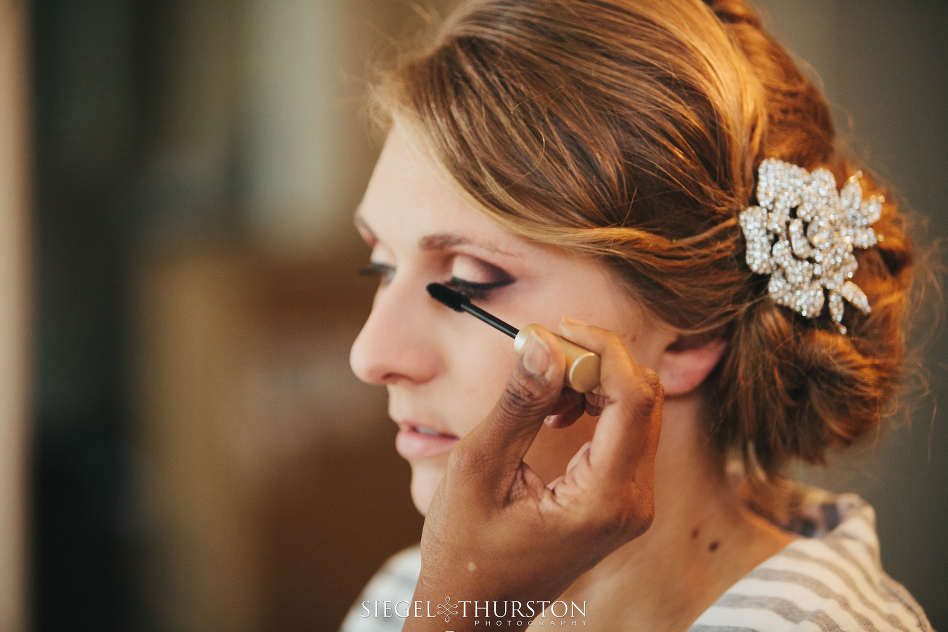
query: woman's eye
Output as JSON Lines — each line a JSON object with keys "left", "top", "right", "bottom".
{"left": 359, "top": 258, "right": 514, "bottom": 300}
{"left": 445, "top": 257, "right": 514, "bottom": 301}
{"left": 444, "top": 276, "right": 514, "bottom": 301}
{"left": 358, "top": 261, "right": 395, "bottom": 287}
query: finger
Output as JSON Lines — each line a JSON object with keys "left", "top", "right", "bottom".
{"left": 546, "top": 441, "right": 592, "bottom": 495}
{"left": 549, "top": 387, "right": 584, "bottom": 416}
{"left": 460, "top": 326, "right": 567, "bottom": 493}
{"left": 565, "top": 441, "right": 592, "bottom": 474}
{"left": 557, "top": 318, "right": 663, "bottom": 484}
{"left": 544, "top": 387, "right": 586, "bottom": 427}
{"left": 545, "top": 377, "right": 605, "bottom": 429}
{"left": 584, "top": 388, "right": 605, "bottom": 417}
{"left": 544, "top": 402, "right": 584, "bottom": 429}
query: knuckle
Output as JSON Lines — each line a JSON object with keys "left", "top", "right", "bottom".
{"left": 500, "top": 387, "right": 536, "bottom": 416}
{"left": 642, "top": 368, "right": 662, "bottom": 394}
{"left": 500, "top": 375, "right": 549, "bottom": 416}
{"left": 642, "top": 366, "right": 658, "bottom": 384}
{"left": 584, "top": 401, "right": 604, "bottom": 417}
{"left": 616, "top": 371, "right": 662, "bottom": 417}
{"left": 603, "top": 330, "right": 624, "bottom": 350}
{"left": 586, "top": 390, "right": 606, "bottom": 408}
{"left": 616, "top": 392, "right": 655, "bottom": 422}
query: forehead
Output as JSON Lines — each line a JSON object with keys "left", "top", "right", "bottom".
{"left": 356, "top": 129, "right": 528, "bottom": 256}
{"left": 357, "top": 129, "right": 653, "bottom": 339}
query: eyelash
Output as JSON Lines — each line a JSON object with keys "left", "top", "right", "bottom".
{"left": 443, "top": 276, "right": 513, "bottom": 301}
{"left": 358, "top": 262, "right": 395, "bottom": 285}
{"left": 358, "top": 262, "right": 513, "bottom": 301}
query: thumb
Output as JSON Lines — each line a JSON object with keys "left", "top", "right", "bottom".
{"left": 459, "top": 326, "right": 566, "bottom": 495}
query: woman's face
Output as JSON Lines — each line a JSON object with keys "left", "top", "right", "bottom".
{"left": 350, "top": 128, "right": 672, "bottom": 514}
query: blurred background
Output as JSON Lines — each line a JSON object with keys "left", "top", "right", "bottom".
{"left": 0, "top": 0, "right": 945, "bottom": 630}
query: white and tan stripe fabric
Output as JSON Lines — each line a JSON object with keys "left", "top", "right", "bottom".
{"left": 339, "top": 490, "right": 932, "bottom": 631}
{"left": 690, "top": 491, "right": 932, "bottom": 632}
{"left": 340, "top": 547, "right": 421, "bottom": 632}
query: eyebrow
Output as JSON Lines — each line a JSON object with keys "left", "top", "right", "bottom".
{"left": 354, "top": 213, "right": 518, "bottom": 257}
{"left": 418, "top": 232, "right": 517, "bottom": 257}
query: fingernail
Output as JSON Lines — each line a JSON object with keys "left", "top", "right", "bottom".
{"left": 560, "top": 316, "right": 587, "bottom": 327}
{"left": 521, "top": 331, "right": 552, "bottom": 378}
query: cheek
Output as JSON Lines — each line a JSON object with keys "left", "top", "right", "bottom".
{"left": 447, "top": 333, "right": 518, "bottom": 436}
{"left": 444, "top": 323, "right": 600, "bottom": 483}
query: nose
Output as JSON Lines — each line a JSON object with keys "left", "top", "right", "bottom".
{"left": 350, "top": 279, "right": 441, "bottom": 386}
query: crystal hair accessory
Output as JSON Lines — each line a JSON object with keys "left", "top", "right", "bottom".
{"left": 740, "top": 158, "right": 883, "bottom": 334}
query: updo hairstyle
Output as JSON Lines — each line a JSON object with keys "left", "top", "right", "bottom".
{"left": 371, "top": 0, "right": 915, "bottom": 482}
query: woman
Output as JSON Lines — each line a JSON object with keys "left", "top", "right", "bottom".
{"left": 342, "top": 0, "right": 932, "bottom": 629}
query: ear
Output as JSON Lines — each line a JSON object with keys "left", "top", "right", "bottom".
{"left": 656, "top": 328, "right": 728, "bottom": 396}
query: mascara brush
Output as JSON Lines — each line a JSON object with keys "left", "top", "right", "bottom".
{"left": 426, "top": 283, "right": 601, "bottom": 393}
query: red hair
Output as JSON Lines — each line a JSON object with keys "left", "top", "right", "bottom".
{"left": 372, "top": 0, "right": 916, "bottom": 482}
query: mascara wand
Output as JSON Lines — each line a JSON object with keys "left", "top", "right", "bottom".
{"left": 426, "top": 283, "right": 601, "bottom": 393}
{"left": 426, "top": 282, "right": 519, "bottom": 338}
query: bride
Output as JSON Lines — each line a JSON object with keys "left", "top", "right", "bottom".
{"left": 342, "top": 0, "right": 932, "bottom": 629}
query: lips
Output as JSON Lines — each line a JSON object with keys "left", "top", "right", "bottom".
{"left": 394, "top": 422, "right": 460, "bottom": 460}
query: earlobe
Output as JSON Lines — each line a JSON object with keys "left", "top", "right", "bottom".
{"left": 657, "top": 331, "right": 729, "bottom": 396}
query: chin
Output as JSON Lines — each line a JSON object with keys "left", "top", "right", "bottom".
{"left": 408, "top": 461, "right": 447, "bottom": 516}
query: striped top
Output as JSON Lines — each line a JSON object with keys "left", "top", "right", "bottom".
{"left": 690, "top": 490, "right": 932, "bottom": 631}
{"left": 339, "top": 490, "right": 932, "bottom": 631}
{"left": 340, "top": 546, "right": 423, "bottom": 632}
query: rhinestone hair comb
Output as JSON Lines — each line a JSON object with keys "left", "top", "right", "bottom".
{"left": 739, "top": 158, "right": 883, "bottom": 333}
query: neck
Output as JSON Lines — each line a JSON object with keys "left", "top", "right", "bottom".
{"left": 559, "top": 389, "right": 794, "bottom": 631}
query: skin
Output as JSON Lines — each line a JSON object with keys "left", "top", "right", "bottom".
{"left": 350, "top": 127, "right": 795, "bottom": 631}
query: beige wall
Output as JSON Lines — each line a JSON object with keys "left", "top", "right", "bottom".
{"left": 0, "top": 0, "right": 31, "bottom": 630}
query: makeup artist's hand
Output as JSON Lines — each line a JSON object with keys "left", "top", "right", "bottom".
{"left": 404, "top": 318, "right": 663, "bottom": 631}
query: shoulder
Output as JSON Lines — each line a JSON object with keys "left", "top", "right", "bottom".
{"left": 339, "top": 546, "right": 421, "bottom": 632}
{"left": 690, "top": 493, "right": 933, "bottom": 632}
